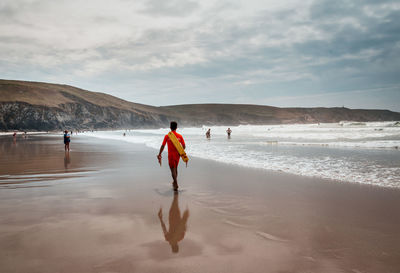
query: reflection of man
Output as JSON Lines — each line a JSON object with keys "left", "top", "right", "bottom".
{"left": 158, "top": 192, "right": 189, "bottom": 253}
{"left": 64, "top": 151, "right": 70, "bottom": 169}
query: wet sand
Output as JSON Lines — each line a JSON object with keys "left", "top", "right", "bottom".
{"left": 0, "top": 134, "right": 399, "bottom": 273}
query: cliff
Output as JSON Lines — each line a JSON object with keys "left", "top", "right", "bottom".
{"left": 0, "top": 80, "right": 175, "bottom": 130}
{"left": 1, "top": 79, "right": 399, "bottom": 131}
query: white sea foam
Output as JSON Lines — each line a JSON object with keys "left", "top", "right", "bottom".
{"left": 82, "top": 121, "right": 400, "bottom": 188}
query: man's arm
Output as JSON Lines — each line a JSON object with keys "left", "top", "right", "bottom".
{"left": 157, "top": 145, "right": 165, "bottom": 166}
{"left": 158, "top": 135, "right": 168, "bottom": 161}
{"left": 158, "top": 145, "right": 165, "bottom": 157}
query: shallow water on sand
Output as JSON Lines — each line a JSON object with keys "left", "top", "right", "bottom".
{"left": 0, "top": 135, "right": 400, "bottom": 273}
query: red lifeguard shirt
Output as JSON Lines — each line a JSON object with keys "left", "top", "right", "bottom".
{"left": 162, "top": 131, "right": 186, "bottom": 162}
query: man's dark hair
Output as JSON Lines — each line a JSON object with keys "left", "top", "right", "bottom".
{"left": 170, "top": 121, "right": 178, "bottom": 130}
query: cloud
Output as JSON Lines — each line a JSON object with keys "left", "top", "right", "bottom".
{"left": 141, "top": 0, "right": 199, "bottom": 17}
{"left": 0, "top": 0, "right": 399, "bottom": 111}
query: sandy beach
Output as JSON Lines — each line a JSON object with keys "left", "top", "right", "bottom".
{"left": 0, "top": 134, "right": 399, "bottom": 273}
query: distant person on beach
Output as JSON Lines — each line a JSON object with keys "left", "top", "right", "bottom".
{"left": 64, "top": 130, "right": 71, "bottom": 151}
{"left": 206, "top": 128, "right": 211, "bottom": 139}
{"left": 157, "top": 121, "right": 186, "bottom": 191}
{"left": 226, "top": 128, "right": 232, "bottom": 138}
{"left": 158, "top": 192, "right": 189, "bottom": 253}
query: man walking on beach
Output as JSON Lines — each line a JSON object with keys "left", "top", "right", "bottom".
{"left": 157, "top": 121, "right": 186, "bottom": 191}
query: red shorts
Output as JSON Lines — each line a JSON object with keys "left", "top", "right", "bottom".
{"left": 168, "top": 155, "right": 180, "bottom": 168}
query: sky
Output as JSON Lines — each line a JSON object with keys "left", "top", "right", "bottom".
{"left": 1, "top": 0, "right": 400, "bottom": 111}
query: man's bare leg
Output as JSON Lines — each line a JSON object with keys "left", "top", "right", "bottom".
{"left": 170, "top": 167, "right": 178, "bottom": 191}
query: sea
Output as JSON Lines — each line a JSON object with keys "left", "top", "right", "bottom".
{"left": 82, "top": 121, "right": 400, "bottom": 188}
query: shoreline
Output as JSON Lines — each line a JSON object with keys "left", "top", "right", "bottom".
{"left": 2, "top": 132, "right": 400, "bottom": 191}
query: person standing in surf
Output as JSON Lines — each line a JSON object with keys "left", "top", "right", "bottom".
{"left": 206, "top": 128, "right": 211, "bottom": 139}
{"left": 226, "top": 128, "right": 232, "bottom": 138}
{"left": 157, "top": 121, "right": 187, "bottom": 191}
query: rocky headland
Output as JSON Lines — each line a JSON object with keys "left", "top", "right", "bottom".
{"left": 1, "top": 79, "right": 399, "bottom": 131}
